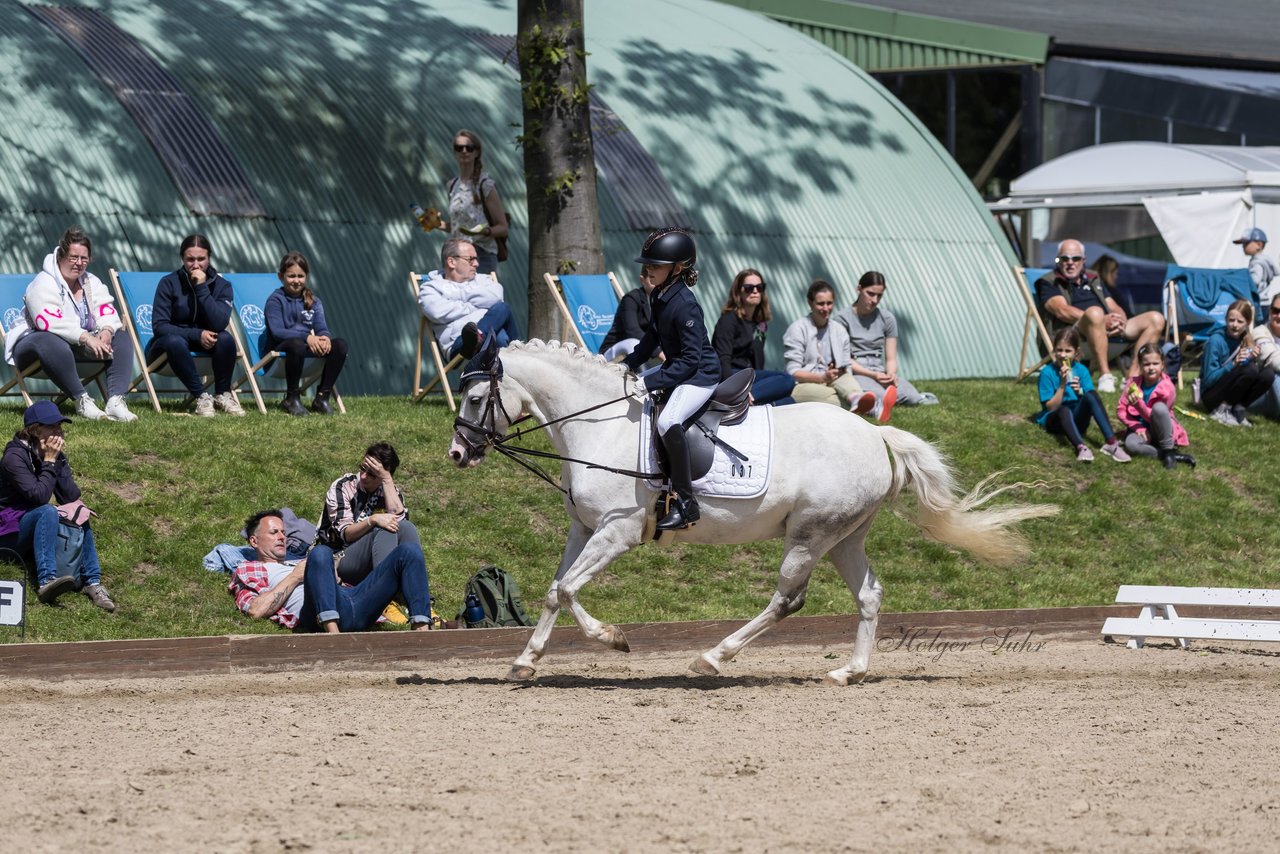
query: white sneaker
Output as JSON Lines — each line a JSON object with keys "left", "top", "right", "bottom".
{"left": 103, "top": 395, "right": 137, "bottom": 422}
{"left": 1097, "top": 373, "right": 1118, "bottom": 393}
{"left": 213, "top": 391, "right": 246, "bottom": 416}
{"left": 194, "top": 393, "right": 216, "bottom": 418}
{"left": 75, "top": 394, "right": 105, "bottom": 420}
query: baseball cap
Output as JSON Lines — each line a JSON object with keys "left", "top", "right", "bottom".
{"left": 1233, "top": 227, "right": 1268, "bottom": 245}
{"left": 23, "top": 400, "right": 71, "bottom": 427}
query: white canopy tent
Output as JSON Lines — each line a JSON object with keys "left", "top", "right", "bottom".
{"left": 992, "top": 143, "right": 1280, "bottom": 268}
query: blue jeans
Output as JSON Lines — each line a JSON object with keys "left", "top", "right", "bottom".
{"left": 299, "top": 543, "right": 430, "bottom": 631}
{"left": 146, "top": 331, "right": 237, "bottom": 395}
{"left": 447, "top": 302, "right": 521, "bottom": 359}
{"left": 0, "top": 505, "right": 100, "bottom": 586}
{"left": 1247, "top": 373, "right": 1280, "bottom": 419}
{"left": 751, "top": 370, "right": 795, "bottom": 406}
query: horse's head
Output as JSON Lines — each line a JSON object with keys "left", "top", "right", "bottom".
{"left": 449, "top": 338, "right": 519, "bottom": 468}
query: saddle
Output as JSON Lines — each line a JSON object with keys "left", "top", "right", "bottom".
{"left": 652, "top": 368, "right": 754, "bottom": 484}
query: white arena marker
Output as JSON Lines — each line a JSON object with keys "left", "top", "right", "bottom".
{"left": 0, "top": 579, "right": 23, "bottom": 626}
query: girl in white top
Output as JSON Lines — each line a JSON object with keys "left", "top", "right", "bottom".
{"left": 3, "top": 227, "right": 136, "bottom": 422}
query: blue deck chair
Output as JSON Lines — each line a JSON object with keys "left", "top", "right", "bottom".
{"left": 109, "top": 269, "right": 265, "bottom": 414}
{"left": 542, "top": 272, "right": 625, "bottom": 354}
{"left": 0, "top": 273, "right": 111, "bottom": 405}
{"left": 409, "top": 270, "right": 463, "bottom": 410}
{"left": 1163, "top": 264, "right": 1257, "bottom": 345}
{"left": 225, "top": 273, "right": 346, "bottom": 414}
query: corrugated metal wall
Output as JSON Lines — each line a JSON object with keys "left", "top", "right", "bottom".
{"left": 0, "top": 0, "right": 1027, "bottom": 396}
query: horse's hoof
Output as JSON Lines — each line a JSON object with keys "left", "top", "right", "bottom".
{"left": 823, "top": 669, "right": 866, "bottom": 686}
{"left": 602, "top": 625, "right": 630, "bottom": 653}
{"left": 506, "top": 665, "right": 537, "bottom": 682}
{"left": 688, "top": 654, "right": 720, "bottom": 676}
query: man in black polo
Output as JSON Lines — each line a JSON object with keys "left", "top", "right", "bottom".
{"left": 1035, "top": 238, "right": 1165, "bottom": 393}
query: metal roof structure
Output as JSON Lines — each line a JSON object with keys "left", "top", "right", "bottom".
{"left": 840, "top": 0, "right": 1280, "bottom": 68}
{"left": 714, "top": 0, "right": 1048, "bottom": 71}
{"left": 0, "top": 0, "right": 1026, "bottom": 394}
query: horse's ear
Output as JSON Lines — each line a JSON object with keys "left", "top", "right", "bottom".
{"left": 462, "top": 334, "right": 502, "bottom": 382}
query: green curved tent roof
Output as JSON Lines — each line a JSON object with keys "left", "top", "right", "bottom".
{"left": 0, "top": 0, "right": 1023, "bottom": 394}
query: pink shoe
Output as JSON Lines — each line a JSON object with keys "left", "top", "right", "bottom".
{"left": 1101, "top": 440, "right": 1131, "bottom": 463}
{"left": 850, "top": 392, "right": 876, "bottom": 414}
{"left": 876, "top": 385, "right": 898, "bottom": 423}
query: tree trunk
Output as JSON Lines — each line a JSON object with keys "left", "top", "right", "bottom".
{"left": 517, "top": 0, "right": 605, "bottom": 342}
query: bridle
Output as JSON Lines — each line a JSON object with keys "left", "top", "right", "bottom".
{"left": 451, "top": 356, "right": 659, "bottom": 502}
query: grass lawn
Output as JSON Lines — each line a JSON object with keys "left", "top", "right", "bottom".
{"left": 3, "top": 375, "right": 1276, "bottom": 645}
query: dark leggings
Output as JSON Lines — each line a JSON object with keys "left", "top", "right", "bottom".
{"left": 275, "top": 337, "right": 349, "bottom": 395}
{"left": 1044, "top": 390, "right": 1116, "bottom": 447}
{"left": 1202, "top": 362, "right": 1276, "bottom": 410}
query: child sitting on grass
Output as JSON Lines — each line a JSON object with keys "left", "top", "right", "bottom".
{"left": 1116, "top": 343, "right": 1196, "bottom": 469}
{"left": 1035, "top": 327, "right": 1131, "bottom": 464}
{"left": 1201, "top": 299, "right": 1275, "bottom": 427}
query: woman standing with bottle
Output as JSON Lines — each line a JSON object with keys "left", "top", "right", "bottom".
{"left": 445, "top": 129, "right": 508, "bottom": 276}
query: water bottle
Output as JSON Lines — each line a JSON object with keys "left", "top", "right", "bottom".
{"left": 463, "top": 593, "right": 485, "bottom": 627}
{"left": 409, "top": 202, "right": 431, "bottom": 232}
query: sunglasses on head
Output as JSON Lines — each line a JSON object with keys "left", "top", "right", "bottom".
{"left": 740, "top": 283, "right": 765, "bottom": 293}
{"left": 1056, "top": 255, "right": 1085, "bottom": 263}
{"left": 454, "top": 143, "right": 477, "bottom": 153}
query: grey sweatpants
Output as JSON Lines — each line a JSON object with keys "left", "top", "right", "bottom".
{"left": 13, "top": 329, "right": 134, "bottom": 399}
{"left": 335, "top": 519, "right": 422, "bottom": 585}
{"left": 1122, "top": 401, "right": 1175, "bottom": 457}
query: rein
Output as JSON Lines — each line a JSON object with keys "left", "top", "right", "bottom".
{"left": 453, "top": 368, "right": 660, "bottom": 503}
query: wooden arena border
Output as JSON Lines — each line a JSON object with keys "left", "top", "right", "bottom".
{"left": 0, "top": 606, "right": 1138, "bottom": 681}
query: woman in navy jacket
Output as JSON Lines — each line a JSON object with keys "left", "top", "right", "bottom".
{"left": 148, "top": 233, "right": 243, "bottom": 417}
{"left": 264, "top": 252, "right": 349, "bottom": 416}
{"left": 623, "top": 228, "right": 720, "bottom": 532}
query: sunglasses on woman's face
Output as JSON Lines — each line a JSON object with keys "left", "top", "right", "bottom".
{"left": 740, "top": 283, "right": 765, "bottom": 293}
{"left": 454, "top": 143, "right": 477, "bottom": 153}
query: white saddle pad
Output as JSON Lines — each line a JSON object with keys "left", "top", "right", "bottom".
{"left": 639, "top": 399, "right": 773, "bottom": 498}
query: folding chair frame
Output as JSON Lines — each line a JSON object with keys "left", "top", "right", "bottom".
{"left": 542, "top": 271, "right": 625, "bottom": 350}
{"left": 408, "top": 271, "right": 463, "bottom": 410}
{"left": 1015, "top": 266, "right": 1054, "bottom": 382}
{"left": 109, "top": 269, "right": 267, "bottom": 414}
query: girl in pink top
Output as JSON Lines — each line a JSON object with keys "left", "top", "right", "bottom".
{"left": 1116, "top": 344, "right": 1196, "bottom": 470}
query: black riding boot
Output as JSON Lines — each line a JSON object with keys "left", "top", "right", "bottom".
{"left": 656, "top": 427, "right": 700, "bottom": 531}
{"left": 1158, "top": 448, "right": 1177, "bottom": 470}
{"left": 281, "top": 393, "right": 308, "bottom": 417}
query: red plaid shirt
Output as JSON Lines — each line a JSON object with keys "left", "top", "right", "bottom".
{"left": 229, "top": 560, "right": 304, "bottom": 628}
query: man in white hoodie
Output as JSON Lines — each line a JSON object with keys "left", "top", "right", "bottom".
{"left": 417, "top": 237, "right": 520, "bottom": 360}
{"left": 3, "top": 227, "right": 136, "bottom": 422}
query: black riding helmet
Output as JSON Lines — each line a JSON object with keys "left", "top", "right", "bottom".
{"left": 634, "top": 227, "right": 696, "bottom": 269}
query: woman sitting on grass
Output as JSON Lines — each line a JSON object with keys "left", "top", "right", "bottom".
{"left": 0, "top": 401, "right": 114, "bottom": 610}
{"left": 1116, "top": 344, "right": 1196, "bottom": 469}
{"left": 1034, "top": 327, "right": 1131, "bottom": 464}
{"left": 1200, "top": 299, "right": 1275, "bottom": 427}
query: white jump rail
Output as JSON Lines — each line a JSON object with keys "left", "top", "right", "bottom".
{"left": 1102, "top": 585, "right": 1280, "bottom": 649}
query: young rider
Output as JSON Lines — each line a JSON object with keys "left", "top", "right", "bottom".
{"left": 624, "top": 228, "right": 721, "bottom": 531}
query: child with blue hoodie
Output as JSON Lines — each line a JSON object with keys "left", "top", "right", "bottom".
{"left": 1035, "top": 327, "right": 1131, "bottom": 463}
{"left": 1200, "top": 299, "right": 1274, "bottom": 426}
{"left": 264, "top": 252, "right": 348, "bottom": 416}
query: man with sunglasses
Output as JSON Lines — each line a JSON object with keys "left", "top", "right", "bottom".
{"left": 1035, "top": 238, "right": 1165, "bottom": 393}
{"left": 418, "top": 236, "right": 520, "bottom": 360}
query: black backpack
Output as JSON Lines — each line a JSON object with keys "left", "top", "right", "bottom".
{"left": 457, "top": 565, "right": 536, "bottom": 628}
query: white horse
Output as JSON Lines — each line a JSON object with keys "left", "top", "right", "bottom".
{"left": 449, "top": 340, "right": 1055, "bottom": 685}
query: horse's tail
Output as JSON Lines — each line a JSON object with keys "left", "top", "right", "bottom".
{"left": 878, "top": 425, "right": 1057, "bottom": 566}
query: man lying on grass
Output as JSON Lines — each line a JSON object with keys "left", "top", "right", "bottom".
{"left": 230, "top": 508, "right": 433, "bottom": 632}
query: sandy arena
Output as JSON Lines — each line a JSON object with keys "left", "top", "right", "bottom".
{"left": 3, "top": 635, "right": 1278, "bottom": 852}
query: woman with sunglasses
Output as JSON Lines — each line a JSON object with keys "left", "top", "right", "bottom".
{"left": 624, "top": 228, "right": 720, "bottom": 532}
{"left": 832, "top": 271, "right": 936, "bottom": 423}
{"left": 444, "top": 129, "right": 508, "bottom": 276}
{"left": 712, "top": 269, "right": 794, "bottom": 405}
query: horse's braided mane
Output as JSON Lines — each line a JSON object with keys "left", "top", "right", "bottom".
{"left": 506, "top": 338, "right": 630, "bottom": 377}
